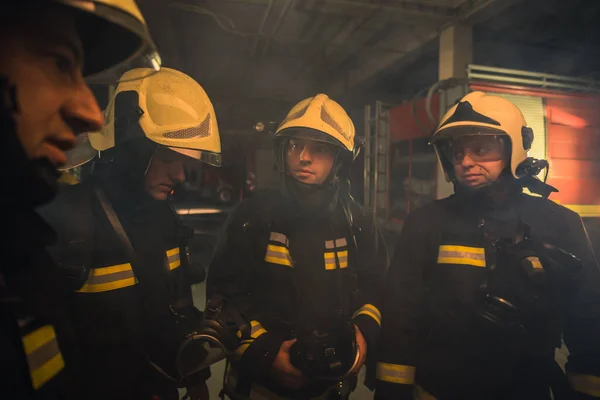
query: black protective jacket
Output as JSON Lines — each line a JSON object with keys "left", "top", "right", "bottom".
{"left": 1, "top": 208, "right": 82, "bottom": 400}
{"left": 39, "top": 174, "right": 204, "bottom": 400}
{"left": 375, "top": 183, "right": 600, "bottom": 400}
{"left": 208, "top": 189, "right": 388, "bottom": 398}
{"left": 1, "top": 77, "right": 80, "bottom": 399}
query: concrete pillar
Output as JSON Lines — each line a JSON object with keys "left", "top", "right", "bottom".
{"left": 438, "top": 24, "right": 472, "bottom": 80}
{"left": 436, "top": 24, "right": 472, "bottom": 199}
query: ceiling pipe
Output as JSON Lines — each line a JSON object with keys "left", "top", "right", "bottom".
{"left": 261, "top": 0, "right": 294, "bottom": 57}
{"left": 251, "top": 0, "right": 275, "bottom": 56}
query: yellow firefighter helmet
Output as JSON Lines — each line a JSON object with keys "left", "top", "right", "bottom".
{"left": 89, "top": 67, "right": 222, "bottom": 166}
{"left": 431, "top": 91, "right": 533, "bottom": 180}
{"left": 54, "top": 0, "right": 161, "bottom": 79}
{"left": 275, "top": 94, "right": 355, "bottom": 154}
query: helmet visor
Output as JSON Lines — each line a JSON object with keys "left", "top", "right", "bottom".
{"left": 59, "top": 133, "right": 97, "bottom": 171}
{"left": 277, "top": 128, "right": 346, "bottom": 151}
{"left": 433, "top": 127, "right": 508, "bottom": 165}
{"left": 168, "top": 147, "right": 222, "bottom": 167}
{"left": 176, "top": 335, "right": 227, "bottom": 379}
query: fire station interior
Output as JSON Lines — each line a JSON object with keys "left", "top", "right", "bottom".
{"left": 70, "top": 0, "right": 600, "bottom": 398}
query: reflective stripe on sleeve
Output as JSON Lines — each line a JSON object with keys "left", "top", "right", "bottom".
{"left": 235, "top": 321, "right": 268, "bottom": 358}
{"left": 527, "top": 256, "right": 543, "bottom": 269}
{"left": 269, "top": 232, "right": 288, "bottom": 246}
{"left": 353, "top": 303, "right": 382, "bottom": 326}
{"left": 77, "top": 263, "right": 137, "bottom": 293}
{"left": 376, "top": 362, "right": 415, "bottom": 384}
{"left": 167, "top": 247, "right": 181, "bottom": 270}
{"left": 569, "top": 373, "right": 600, "bottom": 397}
{"left": 265, "top": 244, "right": 292, "bottom": 267}
{"left": 21, "top": 325, "right": 65, "bottom": 390}
{"left": 437, "top": 245, "right": 486, "bottom": 267}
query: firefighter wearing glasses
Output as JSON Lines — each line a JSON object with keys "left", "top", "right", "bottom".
{"left": 375, "top": 92, "right": 600, "bottom": 400}
{"left": 208, "top": 94, "right": 387, "bottom": 399}
{"left": 1, "top": 1, "right": 159, "bottom": 398}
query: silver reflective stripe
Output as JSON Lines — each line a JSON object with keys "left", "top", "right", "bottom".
{"left": 335, "top": 238, "right": 347, "bottom": 247}
{"left": 21, "top": 325, "right": 65, "bottom": 390}
{"left": 167, "top": 251, "right": 180, "bottom": 264}
{"left": 437, "top": 245, "right": 486, "bottom": 267}
{"left": 270, "top": 232, "right": 288, "bottom": 245}
{"left": 77, "top": 264, "right": 138, "bottom": 293}
{"left": 26, "top": 334, "right": 61, "bottom": 372}
{"left": 439, "top": 250, "right": 485, "bottom": 261}
{"left": 325, "top": 240, "right": 335, "bottom": 249}
{"left": 84, "top": 270, "right": 134, "bottom": 285}
{"left": 376, "top": 362, "right": 415, "bottom": 384}
{"left": 265, "top": 247, "right": 288, "bottom": 258}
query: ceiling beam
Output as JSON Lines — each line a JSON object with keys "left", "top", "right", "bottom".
{"left": 138, "top": 1, "right": 183, "bottom": 69}
{"left": 325, "top": 0, "right": 525, "bottom": 98}
{"left": 203, "top": 0, "right": 455, "bottom": 19}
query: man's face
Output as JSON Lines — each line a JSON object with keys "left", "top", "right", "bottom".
{"left": 285, "top": 137, "right": 336, "bottom": 185}
{"left": 145, "top": 147, "right": 190, "bottom": 201}
{"left": 0, "top": 7, "right": 104, "bottom": 169}
{"left": 450, "top": 135, "right": 508, "bottom": 188}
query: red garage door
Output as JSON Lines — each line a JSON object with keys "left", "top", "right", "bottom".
{"left": 546, "top": 96, "right": 600, "bottom": 216}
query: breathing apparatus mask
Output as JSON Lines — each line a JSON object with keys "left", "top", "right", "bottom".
{"left": 174, "top": 295, "right": 249, "bottom": 385}
{"left": 474, "top": 220, "right": 583, "bottom": 340}
{"left": 289, "top": 318, "right": 360, "bottom": 382}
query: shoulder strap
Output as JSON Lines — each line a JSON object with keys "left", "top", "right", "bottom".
{"left": 93, "top": 186, "right": 143, "bottom": 280}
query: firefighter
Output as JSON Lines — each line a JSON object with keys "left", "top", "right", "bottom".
{"left": 0, "top": 1, "right": 158, "bottom": 398}
{"left": 374, "top": 91, "right": 600, "bottom": 400}
{"left": 39, "top": 67, "right": 222, "bottom": 400}
{"left": 207, "top": 93, "right": 388, "bottom": 399}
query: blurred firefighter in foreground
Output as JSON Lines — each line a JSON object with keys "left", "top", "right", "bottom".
{"left": 40, "top": 67, "right": 221, "bottom": 400}
{"left": 0, "top": 1, "right": 159, "bottom": 398}
{"left": 375, "top": 91, "right": 600, "bottom": 400}
{"left": 207, "top": 94, "right": 388, "bottom": 399}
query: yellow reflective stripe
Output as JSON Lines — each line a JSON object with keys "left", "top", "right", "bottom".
{"left": 167, "top": 247, "right": 181, "bottom": 270}
{"left": 376, "top": 362, "right": 415, "bottom": 384}
{"left": 569, "top": 373, "right": 600, "bottom": 397}
{"left": 528, "top": 256, "right": 543, "bottom": 269}
{"left": 77, "top": 264, "right": 137, "bottom": 293}
{"left": 22, "top": 326, "right": 55, "bottom": 352}
{"left": 438, "top": 245, "right": 486, "bottom": 267}
{"left": 30, "top": 353, "right": 64, "bottom": 390}
{"left": 93, "top": 263, "right": 131, "bottom": 275}
{"left": 235, "top": 340, "right": 252, "bottom": 358}
{"left": 250, "top": 321, "right": 267, "bottom": 339}
{"left": 235, "top": 321, "right": 268, "bottom": 358}
{"left": 22, "top": 326, "right": 65, "bottom": 390}
{"left": 78, "top": 277, "right": 137, "bottom": 293}
{"left": 353, "top": 304, "right": 382, "bottom": 326}
{"left": 325, "top": 252, "right": 336, "bottom": 270}
{"left": 265, "top": 244, "right": 292, "bottom": 267}
{"left": 166, "top": 247, "right": 179, "bottom": 257}
{"left": 337, "top": 250, "right": 348, "bottom": 269}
